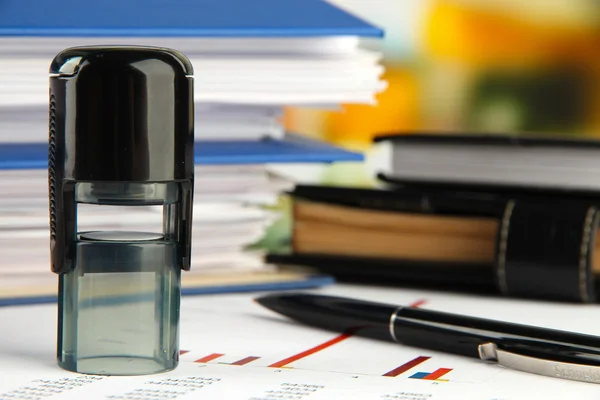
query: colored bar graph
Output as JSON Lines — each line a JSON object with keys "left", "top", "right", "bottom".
{"left": 422, "top": 368, "right": 452, "bottom": 380}
{"left": 195, "top": 353, "right": 224, "bottom": 363}
{"left": 230, "top": 356, "right": 260, "bottom": 366}
{"left": 410, "top": 368, "right": 452, "bottom": 381}
{"left": 383, "top": 356, "right": 431, "bottom": 377}
{"left": 268, "top": 330, "right": 356, "bottom": 368}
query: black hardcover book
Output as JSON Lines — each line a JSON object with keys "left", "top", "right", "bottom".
{"left": 373, "top": 132, "right": 600, "bottom": 193}
{"left": 267, "top": 133, "right": 600, "bottom": 303}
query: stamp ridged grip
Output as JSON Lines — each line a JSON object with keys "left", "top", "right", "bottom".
{"left": 48, "top": 91, "right": 57, "bottom": 241}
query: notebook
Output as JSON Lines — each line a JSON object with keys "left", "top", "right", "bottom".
{"left": 0, "top": 0, "right": 386, "bottom": 111}
{"left": 373, "top": 133, "right": 600, "bottom": 191}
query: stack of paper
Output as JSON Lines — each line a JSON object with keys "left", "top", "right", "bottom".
{"left": 0, "top": 37, "right": 385, "bottom": 142}
{"left": 0, "top": 0, "right": 385, "bottom": 299}
{"left": 0, "top": 165, "right": 294, "bottom": 294}
{"left": 0, "top": 36, "right": 385, "bottom": 111}
{"left": 0, "top": 103, "right": 288, "bottom": 143}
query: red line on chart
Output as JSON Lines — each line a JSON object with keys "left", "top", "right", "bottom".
{"left": 382, "top": 356, "right": 431, "bottom": 377}
{"left": 195, "top": 353, "right": 224, "bottom": 363}
{"left": 423, "top": 368, "right": 452, "bottom": 380}
{"left": 409, "top": 299, "right": 427, "bottom": 308}
{"left": 179, "top": 350, "right": 189, "bottom": 355}
{"left": 268, "top": 330, "right": 356, "bottom": 368}
{"left": 231, "top": 356, "right": 260, "bottom": 366}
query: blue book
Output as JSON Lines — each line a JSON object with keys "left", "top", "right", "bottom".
{"left": 0, "top": 0, "right": 374, "bottom": 170}
{"left": 0, "top": 0, "right": 376, "bottom": 170}
{"left": 0, "top": 134, "right": 363, "bottom": 170}
{"left": 0, "top": 0, "right": 382, "bottom": 38}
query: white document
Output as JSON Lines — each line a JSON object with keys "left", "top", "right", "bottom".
{"left": 0, "top": 36, "right": 385, "bottom": 109}
{"left": 0, "top": 104, "right": 286, "bottom": 143}
{"left": 0, "top": 37, "right": 364, "bottom": 58}
{"left": 0, "top": 164, "right": 284, "bottom": 285}
{"left": 0, "top": 166, "right": 292, "bottom": 208}
{"left": 0, "top": 284, "right": 599, "bottom": 399}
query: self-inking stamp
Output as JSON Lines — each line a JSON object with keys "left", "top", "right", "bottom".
{"left": 49, "top": 46, "right": 194, "bottom": 375}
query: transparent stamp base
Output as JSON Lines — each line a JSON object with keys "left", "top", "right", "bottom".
{"left": 57, "top": 232, "right": 181, "bottom": 376}
{"left": 60, "top": 355, "right": 177, "bottom": 376}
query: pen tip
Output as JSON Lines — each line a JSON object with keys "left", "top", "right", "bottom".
{"left": 253, "top": 295, "right": 270, "bottom": 307}
{"left": 254, "top": 293, "right": 293, "bottom": 313}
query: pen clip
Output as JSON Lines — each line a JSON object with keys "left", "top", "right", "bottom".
{"left": 478, "top": 342, "right": 600, "bottom": 384}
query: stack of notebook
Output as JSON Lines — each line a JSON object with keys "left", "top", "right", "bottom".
{"left": 0, "top": 0, "right": 385, "bottom": 304}
{"left": 268, "top": 133, "right": 600, "bottom": 303}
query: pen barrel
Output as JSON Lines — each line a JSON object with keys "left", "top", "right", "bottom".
{"left": 393, "top": 308, "right": 600, "bottom": 365}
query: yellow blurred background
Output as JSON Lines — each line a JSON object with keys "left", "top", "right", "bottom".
{"left": 284, "top": 0, "right": 600, "bottom": 152}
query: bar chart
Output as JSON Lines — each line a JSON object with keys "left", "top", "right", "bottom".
{"left": 382, "top": 356, "right": 452, "bottom": 381}
{"left": 181, "top": 331, "right": 455, "bottom": 381}
{"left": 178, "top": 294, "right": 505, "bottom": 385}
{"left": 410, "top": 369, "right": 452, "bottom": 381}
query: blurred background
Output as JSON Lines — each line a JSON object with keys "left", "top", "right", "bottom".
{"left": 260, "top": 0, "right": 600, "bottom": 248}
{"left": 286, "top": 0, "right": 600, "bottom": 157}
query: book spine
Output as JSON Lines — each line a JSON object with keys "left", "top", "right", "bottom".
{"left": 290, "top": 185, "right": 506, "bottom": 218}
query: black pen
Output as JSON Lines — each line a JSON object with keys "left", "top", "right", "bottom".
{"left": 255, "top": 293, "right": 600, "bottom": 384}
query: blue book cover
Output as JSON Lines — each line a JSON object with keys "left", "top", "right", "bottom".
{"left": 0, "top": 273, "right": 336, "bottom": 307}
{"left": 0, "top": 134, "right": 363, "bottom": 170}
{"left": 0, "top": 0, "right": 382, "bottom": 37}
